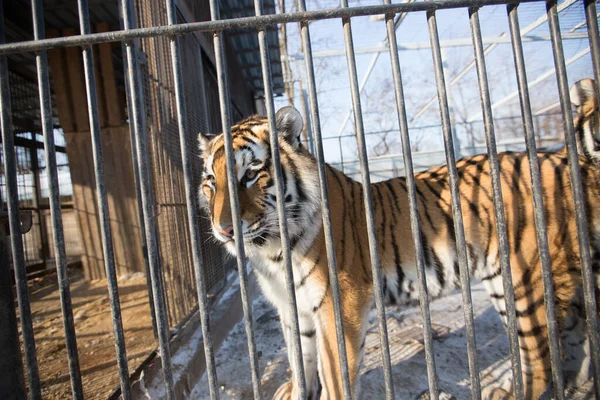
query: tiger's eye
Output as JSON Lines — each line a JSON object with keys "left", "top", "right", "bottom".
{"left": 245, "top": 169, "right": 258, "bottom": 182}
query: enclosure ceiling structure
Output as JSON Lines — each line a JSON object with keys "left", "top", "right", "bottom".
{"left": 1, "top": 0, "right": 284, "bottom": 135}
{"left": 287, "top": 0, "right": 594, "bottom": 138}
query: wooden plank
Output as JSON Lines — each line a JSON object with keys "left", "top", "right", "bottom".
{"left": 93, "top": 43, "right": 108, "bottom": 128}
{"left": 65, "top": 133, "right": 95, "bottom": 279}
{"left": 79, "top": 133, "right": 104, "bottom": 279}
{"left": 46, "top": 29, "right": 75, "bottom": 132}
{"left": 63, "top": 28, "right": 90, "bottom": 132}
{"left": 96, "top": 22, "right": 123, "bottom": 127}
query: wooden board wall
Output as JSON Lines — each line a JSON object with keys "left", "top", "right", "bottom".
{"left": 48, "top": 25, "right": 144, "bottom": 280}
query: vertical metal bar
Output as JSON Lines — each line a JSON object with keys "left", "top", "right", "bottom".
{"left": 253, "top": 2, "right": 307, "bottom": 399}
{"left": 76, "top": 0, "right": 134, "bottom": 398}
{"left": 116, "top": 7, "right": 158, "bottom": 338}
{"left": 585, "top": 0, "right": 600, "bottom": 117}
{"left": 294, "top": 0, "right": 353, "bottom": 397}
{"left": 338, "top": 2, "right": 394, "bottom": 398}
{"left": 426, "top": 10, "right": 479, "bottom": 399}
{"left": 471, "top": 7, "right": 557, "bottom": 400}
{"left": 30, "top": 0, "right": 85, "bottom": 394}
{"left": 207, "top": 1, "right": 263, "bottom": 398}
{"left": 0, "top": 220, "right": 27, "bottom": 399}
{"left": 385, "top": 9, "right": 441, "bottom": 397}
{"left": 119, "top": 0, "right": 175, "bottom": 397}
{"left": 300, "top": 88, "right": 314, "bottom": 155}
{"left": 0, "top": 4, "right": 41, "bottom": 398}
{"left": 506, "top": 4, "right": 550, "bottom": 398}
{"left": 29, "top": 133, "right": 49, "bottom": 266}
{"left": 547, "top": 2, "right": 600, "bottom": 398}
{"left": 164, "top": 1, "right": 219, "bottom": 398}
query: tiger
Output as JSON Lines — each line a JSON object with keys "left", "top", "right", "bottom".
{"left": 198, "top": 78, "right": 600, "bottom": 400}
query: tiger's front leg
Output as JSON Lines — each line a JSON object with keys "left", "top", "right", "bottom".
{"left": 273, "top": 311, "right": 319, "bottom": 400}
{"left": 314, "top": 290, "right": 370, "bottom": 400}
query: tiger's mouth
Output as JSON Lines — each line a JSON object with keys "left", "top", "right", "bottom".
{"left": 211, "top": 224, "right": 275, "bottom": 247}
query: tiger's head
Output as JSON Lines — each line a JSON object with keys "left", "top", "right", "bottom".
{"left": 198, "top": 107, "right": 320, "bottom": 257}
{"left": 570, "top": 78, "right": 600, "bottom": 166}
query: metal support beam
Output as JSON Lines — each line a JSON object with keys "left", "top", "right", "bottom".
{"left": 0, "top": 217, "right": 27, "bottom": 400}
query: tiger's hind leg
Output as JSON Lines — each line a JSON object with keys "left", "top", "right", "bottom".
{"left": 561, "top": 297, "right": 592, "bottom": 393}
{"left": 480, "top": 259, "right": 553, "bottom": 399}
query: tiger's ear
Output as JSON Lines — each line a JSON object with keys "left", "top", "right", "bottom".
{"left": 275, "top": 106, "right": 303, "bottom": 149}
{"left": 570, "top": 78, "right": 597, "bottom": 117}
{"left": 198, "top": 132, "right": 216, "bottom": 154}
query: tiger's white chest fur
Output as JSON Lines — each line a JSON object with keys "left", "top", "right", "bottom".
{"left": 248, "top": 213, "right": 325, "bottom": 317}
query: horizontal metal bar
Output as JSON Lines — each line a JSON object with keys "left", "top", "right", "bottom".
{"left": 0, "top": 136, "right": 67, "bottom": 152}
{"left": 0, "top": 0, "right": 544, "bottom": 55}
{"left": 288, "top": 31, "right": 588, "bottom": 59}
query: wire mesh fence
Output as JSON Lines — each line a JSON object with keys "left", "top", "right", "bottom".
{"left": 0, "top": 0, "right": 599, "bottom": 399}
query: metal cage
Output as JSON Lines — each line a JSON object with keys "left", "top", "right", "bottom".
{"left": 0, "top": 0, "right": 599, "bottom": 399}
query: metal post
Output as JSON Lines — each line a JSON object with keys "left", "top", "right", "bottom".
{"left": 119, "top": 0, "right": 175, "bottom": 397}
{"left": 301, "top": 88, "right": 314, "bottom": 155}
{"left": 29, "top": 132, "right": 49, "bottom": 266}
{"left": 0, "top": 2, "right": 42, "bottom": 397}
{"left": 547, "top": 1, "right": 600, "bottom": 397}
{"left": 0, "top": 219, "right": 26, "bottom": 400}
{"left": 295, "top": 0, "right": 353, "bottom": 397}
{"left": 586, "top": 0, "right": 600, "bottom": 96}
{"left": 507, "top": 3, "right": 560, "bottom": 398}
{"left": 339, "top": 0, "right": 394, "bottom": 397}
{"left": 207, "top": 0, "right": 263, "bottom": 398}
{"left": 427, "top": 9, "right": 479, "bottom": 399}
{"left": 76, "top": 0, "right": 135, "bottom": 397}
{"left": 254, "top": 0, "right": 307, "bottom": 397}
{"left": 384, "top": 6, "right": 441, "bottom": 398}
{"left": 164, "top": 0, "right": 219, "bottom": 397}
{"left": 116, "top": 5, "right": 158, "bottom": 341}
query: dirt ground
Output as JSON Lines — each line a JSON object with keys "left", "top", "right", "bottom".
{"left": 18, "top": 267, "right": 156, "bottom": 399}
{"left": 190, "top": 283, "right": 594, "bottom": 399}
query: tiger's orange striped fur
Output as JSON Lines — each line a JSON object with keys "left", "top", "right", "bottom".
{"left": 198, "top": 79, "right": 600, "bottom": 399}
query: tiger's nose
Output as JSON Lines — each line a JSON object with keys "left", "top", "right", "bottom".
{"left": 216, "top": 224, "right": 234, "bottom": 238}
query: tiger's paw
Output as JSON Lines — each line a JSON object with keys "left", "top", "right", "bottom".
{"left": 273, "top": 381, "right": 294, "bottom": 400}
{"left": 482, "top": 387, "right": 514, "bottom": 400}
{"left": 415, "top": 389, "right": 457, "bottom": 399}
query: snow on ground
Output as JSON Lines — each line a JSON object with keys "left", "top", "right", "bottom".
{"left": 191, "top": 283, "right": 593, "bottom": 399}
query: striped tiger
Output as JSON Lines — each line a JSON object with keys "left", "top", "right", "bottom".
{"left": 198, "top": 79, "right": 600, "bottom": 400}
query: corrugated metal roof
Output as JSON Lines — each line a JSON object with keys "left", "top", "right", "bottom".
{"left": 220, "top": 0, "right": 285, "bottom": 97}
